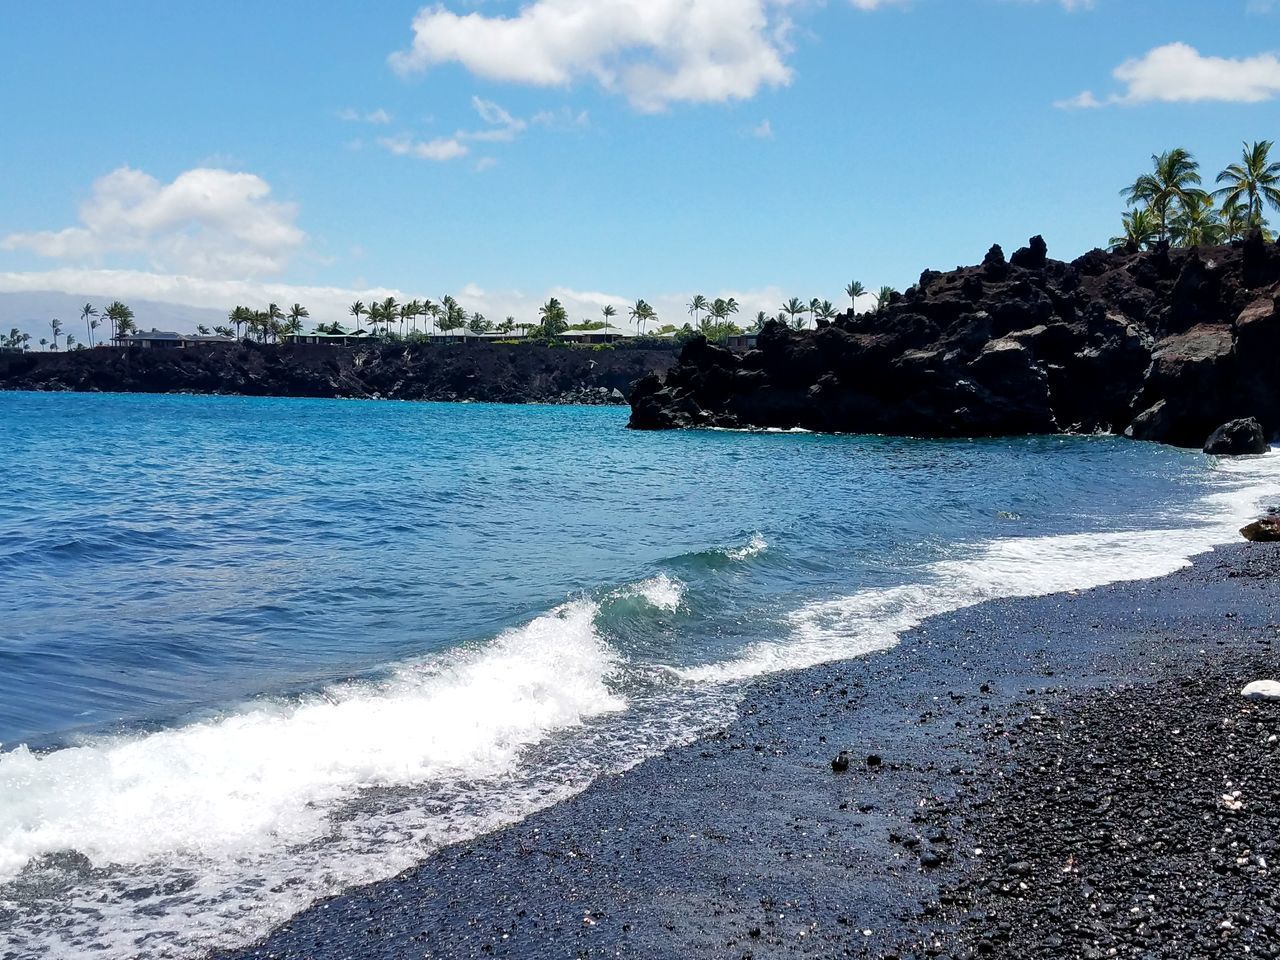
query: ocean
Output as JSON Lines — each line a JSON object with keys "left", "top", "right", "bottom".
{"left": 0, "top": 391, "right": 1275, "bottom": 958}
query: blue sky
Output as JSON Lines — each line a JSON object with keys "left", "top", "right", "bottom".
{"left": 1, "top": 0, "right": 1278, "bottom": 332}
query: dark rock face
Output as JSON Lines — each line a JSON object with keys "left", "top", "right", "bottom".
{"left": 1241, "top": 518, "right": 1280, "bottom": 542}
{"left": 630, "top": 233, "right": 1280, "bottom": 448}
{"left": 1205, "top": 418, "right": 1270, "bottom": 456}
{"left": 0, "top": 341, "right": 677, "bottom": 406}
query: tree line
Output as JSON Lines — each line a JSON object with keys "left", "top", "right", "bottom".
{"left": 1113, "top": 140, "right": 1280, "bottom": 250}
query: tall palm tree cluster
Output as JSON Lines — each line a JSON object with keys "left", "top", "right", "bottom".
{"left": 1115, "top": 141, "right": 1280, "bottom": 250}
{"left": 335, "top": 296, "right": 525, "bottom": 339}
{"left": 23, "top": 301, "right": 137, "bottom": 351}
{"left": 734, "top": 284, "right": 894, "bottom": 335}
{"left": 226, "top": 303, "right": 309, "bottom": 342}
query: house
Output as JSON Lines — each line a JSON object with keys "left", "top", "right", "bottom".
{"left": 427, "top": 329, "right": 530, "bottom": 344}
{"left": 119, "top": 330, "right": 236, "bottom": 349}
{"left": 284, "top": 329, "right": 375, "bottom": 347}
{"left": 724, "top": 332, "right": 759, "bottom": 352}
{"left": 558, "top": 324, "right": 636, "bottom": 345}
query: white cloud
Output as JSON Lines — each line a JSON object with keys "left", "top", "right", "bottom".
{"left": 1058, "top": 42, "right": 1280, "bottom": 107}
{"left": 389, "top": 0, "right": 796, "bottom": 113}
{"left": 377, "top": 96, "right": 571, "bottom": 162}
{"left": 338, "top": 107, "right": 394, "bottom": 124}
{"left": 1, "top": 167, "right": 305, "bottom": 278}
{"left": 379, "top": 134, "right": 470, "bottom": 161}
{"left": 749, "top": 119, "right": 774, "bottom": 139}
{"left": 0, "top": 267, "right": 810, "bottom": 337}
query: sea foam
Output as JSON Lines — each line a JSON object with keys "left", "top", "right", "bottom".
{"left": 0, "top": 599, "right": 626, "bottom": 957}
{"left": 678, "top": 452, "right": 1280, "bottom": 683}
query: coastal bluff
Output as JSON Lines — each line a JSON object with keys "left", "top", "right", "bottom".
{"left": 0, "top": 341, "right": 677, "bottom": 405}
{"left": 629, "top": 233, "right": 1280, "bottom": 449}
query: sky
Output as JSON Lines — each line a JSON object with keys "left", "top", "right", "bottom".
{"left": 1, "top": 0, "right": 1278, "bottom": 336}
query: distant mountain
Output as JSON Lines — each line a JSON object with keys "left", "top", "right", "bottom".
{"left": 0, "top": 291, "right": 227, "bottom": 342}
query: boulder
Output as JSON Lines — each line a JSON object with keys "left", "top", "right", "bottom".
{"left": 1241, "top": 518, "right": 1280, "bottom": 543}
{"left": 1204, "top": 418, "right": 1270, "bottom": 456}
{"left": 1242, "top": 681, "right": 1280, "bottom": 701}
{"left": 1010, "top": 235, "right": 1049, "bottom": 271}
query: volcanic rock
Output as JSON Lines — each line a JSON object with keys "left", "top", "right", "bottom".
{"left": 630, "top": 235, "right": 1280, "bottom": 448}
{"left": 1241, "top": 518, "right": 1280, "bottom": 543}
{"left": 1204, "top": 418, "right": 1270, "bottom": 456}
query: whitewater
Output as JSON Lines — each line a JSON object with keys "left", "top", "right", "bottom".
{"left": 0, "top": 393, "right": 1275, "bottom": 958}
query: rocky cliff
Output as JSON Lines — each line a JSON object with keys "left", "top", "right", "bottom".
{"left": 0, "top": 341, "right": 677, "bottom": 406}
{"left": 630, "top": 233, "right": 1280, "bottom": 448}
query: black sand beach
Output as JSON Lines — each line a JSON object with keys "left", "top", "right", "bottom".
{"left": 222, "top": 541, "right": 1280, "bottom": 960}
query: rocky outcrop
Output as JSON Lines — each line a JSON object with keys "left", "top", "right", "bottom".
{"left": 0, "top": 341, "right": 677, "bottom": 405}
{"left": 1205, "top": 418, "right": 1270, "bottom": 456}
{"left": 1241, "top": 518, "right": 1280, "bottom": 543}
{"left": 630, "top": 233, "right": 1280, "bottom": 448}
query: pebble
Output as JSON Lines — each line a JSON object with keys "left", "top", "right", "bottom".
{"left": 1241, "top": 680, "right": 1280, "bottom": 701}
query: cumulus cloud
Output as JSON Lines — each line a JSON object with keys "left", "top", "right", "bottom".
{"left": 1058, "top": 42, "right": 1280, "bottom": 108}
{"left": 389, "top": 0, "right": 796, "bottom": 112}
{"left": 1, "top": 167, "right": 305, "bottom": 278}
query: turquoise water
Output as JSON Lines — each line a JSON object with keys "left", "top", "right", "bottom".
{"left": 0, "top": 391, "right": 1275, "bottom": 958}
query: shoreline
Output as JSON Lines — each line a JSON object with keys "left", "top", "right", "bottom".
{"left": 219, "top": 539, "right": 1280, "bottom": 960}
{"left": 0, "top": 341, "right": 677, "bottom": 406}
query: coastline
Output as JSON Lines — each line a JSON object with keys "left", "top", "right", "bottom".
{"left": 0, "top": 341, "right": 678, "bottom": 405}
{"left": 219, "top": 539, "right": 1280, "bottom": 960}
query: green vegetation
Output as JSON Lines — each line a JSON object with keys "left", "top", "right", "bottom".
{"left": 1116, "top": 141, "right": 1280, "bottom": 250}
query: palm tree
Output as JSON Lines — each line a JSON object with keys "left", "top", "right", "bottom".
{"left": 50, "top": 318, "right": 62, "bottom": 350}
{"left": 263, "top": 303, "right": 284, "bottom": 343}
{"left": 39, "top": 338, "right": 48, "bottom": 351}
{"left": 628, "top": 299, "right": 655, "bottom": 336}
{"left": 65, "top": 333, "right": 77, "bottom": 350}
{"left": 106, "top": 301, "right": 135, "bottom": 344}
{"left": 423, "top": 300, "right": 438, "bottom": 335}
{"left": 1110, "top": 207, "right": 1160, "bottom": 251}
{"left": 809, "top": 298, "right": 822, "bottom": 325}
{"left": 1122, "top": 148, "right": 1205, "bottom": 242}
{"left": 782, "top": 297, "right": 807, "bottom": 329}
{"left": 1215, "top": 140, "right": 1280, "bottom": 230}
{"left": 1169, "top": 194, "right": 1226, "bottom": 248}
{"left": 601, "top": 304, "right": 617, "bottom": 330}
{"left": 687, "top": 295, "right": 708, "bottom": 329}
{"left": 377, "top": 297, "right": 398, "bottom": 339}
{"left": 815, "top": 300, "right": 837, "bottom": 325}
{"left": 876, "top": 286, "right": 896, "bottom": 312}
{"left": 539, "top": 297, "right": 568, "bottom": 337}
{"left": 845, "top": 281, "right": 866, "bottom": 311}
{"left": 228, "top": 306, "right": 251, "bottom": 340}
{"left": 706, "top": 298, "right": 729, "bottom": 332}
{"left": 1220, "top": 198, "right": 1253, "bottom": 242}
{"left": 214, "top": 325, "right": 235, "bottom": 338}
{"left": 196, "top": 324, "right": 211, "bottom": 336}
{"left": 80, "top": 303, "right": 98, "bottom": 347}
{"left": 89, "top": 317, "right": 100, "bottom": 346}
{"left": 405, "top": 299, "right": 424, "bottom": 335}
{"left": 288, "top": 303, "right": 310, "bottom": 332}
{"left": 752, "top": 310, "right": 768, "bottom": 332}
{"left": 348, "top": 300, "right": 367, "bottom": 334}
